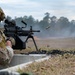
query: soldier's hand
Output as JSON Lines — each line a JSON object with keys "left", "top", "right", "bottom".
{"left": 6, "top": 40, "right": 12, "bottom": 47}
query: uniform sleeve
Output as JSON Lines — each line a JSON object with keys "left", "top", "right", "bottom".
{"left": 6, "top": 46, "right": 14, "bottom": 60}
{"left": 0, "top": 31, "right": 14, "bottom": 65}
{"left": 0, "top": 31, "right": 6, "bottom": 48}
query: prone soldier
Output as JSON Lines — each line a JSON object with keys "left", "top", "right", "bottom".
{"left": 0, "top": 7, "right": 15, "bottom": 68}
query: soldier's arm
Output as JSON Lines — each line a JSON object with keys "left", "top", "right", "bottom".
{"left": 6, "top": 40, "right": 14, "bottom": 62}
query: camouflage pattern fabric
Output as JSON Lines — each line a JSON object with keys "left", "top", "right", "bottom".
{"left": 0, "top": 48, "right": 9, "bottom": 66}
{"left": 0, "top": 31, "right": 6, "bottom": 48}
{"left": 0, "top": 7, "right": 13, "bottom": 67}
{"left": 0, "top": 31, "right": 10, "bottom": 66}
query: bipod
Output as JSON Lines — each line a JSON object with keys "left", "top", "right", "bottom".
{"left": 25, "top": 35, "right": 39, "bottom": 52}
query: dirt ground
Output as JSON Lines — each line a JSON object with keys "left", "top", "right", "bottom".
{"left": 14, "top": 37, "right": 75, "bottom": 53}
{"left": 16, "top": 37, "right": 75, "bottom": 75}
{"left": 35, "top": 37, "right": 75, "bottom": 49}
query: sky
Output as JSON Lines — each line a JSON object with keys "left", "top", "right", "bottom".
{"left": 0, "top": 0, "right": 75, "bottom": 21}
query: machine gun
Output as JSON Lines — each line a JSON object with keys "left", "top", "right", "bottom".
{"left": 4, "top": 19, "right": 40, "bottom": 51}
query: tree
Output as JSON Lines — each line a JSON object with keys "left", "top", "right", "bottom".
{"left": 43, "top": 12, "right": 50, "bottom": 22}
{"left": 56, "top": 17, "right": 70, "bottom": 29}
{"left": 39, "top": 12, "right": 51, "bottom": 30}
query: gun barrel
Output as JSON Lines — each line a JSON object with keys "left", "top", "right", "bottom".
{"left": 31, "top": 30, "right": 40, "bottom": 32}
{"left": 17, "top": 30, "right": 40, "bottom": 36}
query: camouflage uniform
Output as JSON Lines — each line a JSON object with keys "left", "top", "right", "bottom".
{"left": 0, "top": 7, "right": 14, "bottom": 67}
{"left": 0, "top": 7, "right": 5, "bottom": 21}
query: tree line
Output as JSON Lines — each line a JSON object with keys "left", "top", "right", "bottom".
{"left": 1, "top": 12, "right": 75, "bottom": 38}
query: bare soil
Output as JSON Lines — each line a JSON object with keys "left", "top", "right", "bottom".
{"left": 14, "top": 37, "right": 75, "bottom": 53}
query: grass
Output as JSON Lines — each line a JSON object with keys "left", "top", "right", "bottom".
{"left": 15, "top": 37, "right": 75, "bottom": 75}
{"left": 16, "top": 51, "right": 75, "bottom": 75}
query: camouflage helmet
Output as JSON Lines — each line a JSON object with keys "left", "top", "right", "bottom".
{"left": 0, "top": 7, "right": 5, "bottom": 21}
